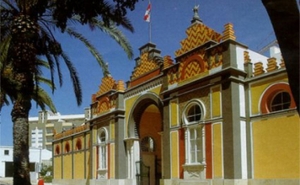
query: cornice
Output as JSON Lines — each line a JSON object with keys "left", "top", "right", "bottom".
{"left": 161, "top": 66, "right": 247, "bottom": 96}
{"left": 124, "top": 75, "right": 163, "bottom": 99}
{"left": 245, "top": 67, "right": 287, "bottom": 83}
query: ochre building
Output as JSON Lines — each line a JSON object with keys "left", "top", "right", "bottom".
{"left": 52, "top": 7, "right": 299, "bottom": 185}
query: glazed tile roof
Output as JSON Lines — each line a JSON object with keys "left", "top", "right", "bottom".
{"left": 175, "top": 23, "right": 222, "bottom": 57}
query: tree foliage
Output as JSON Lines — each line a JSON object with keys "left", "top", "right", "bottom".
{"left": 1, "top": 0, "right": 139, "bottom": 184}
{"left": 52, "top": 0, "right": 139, "bottom": 31}
{"left": 1, "top": 0, "right": 137, "bottom": 107}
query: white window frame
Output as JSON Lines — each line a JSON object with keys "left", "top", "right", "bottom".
{"left": 182, "top": 100, "right": 206, "bottom": 165}
{"left": 98, "top": 128, "right": 108, "bottom": 170}
{"left": 186, "top": 125, "right": 204, "bottom": 164}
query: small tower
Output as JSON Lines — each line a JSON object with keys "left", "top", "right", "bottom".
{"left": 191, "top": 5, "right": 202, "bottom": 24}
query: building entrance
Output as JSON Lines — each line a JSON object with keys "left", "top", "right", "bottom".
{"left": 127, "top": 93, "right": 163, "bottom": 185}
{"left": 138, "top": 104, "right": 162, "bottom": 185}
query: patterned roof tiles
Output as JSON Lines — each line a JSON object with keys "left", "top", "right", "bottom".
{"left": 131, "top": 52, "right": 160, "bottom": 80}
{"left": 175, "top": 23, "right": 222, "bottom": 57}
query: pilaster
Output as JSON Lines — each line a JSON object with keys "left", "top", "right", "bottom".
{"left": 114, "top": 93, "right": 127, "bottom": 179}
{"left": 162, "top": 101, "right": 171, "bottom": 179}
{"left": 221, "top": 42, "right": 248, "bottom": 179}
{"left": 222, "top": 80, "right": 244, "bottom": 179}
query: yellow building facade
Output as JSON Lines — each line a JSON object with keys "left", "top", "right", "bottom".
{"left": 53, "top": 7, "right": 299, "bottom": 185}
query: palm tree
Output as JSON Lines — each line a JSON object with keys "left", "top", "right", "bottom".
{"left": 0, "top": 54, "right": 58, "bottom": 185}
{"left": 1, "top": 0, "right": 138, "bottom": 184}
{"left": 0, "top": 59, "right": 57, "bottom": 185}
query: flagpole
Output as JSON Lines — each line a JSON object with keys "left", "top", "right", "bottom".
{"left": 149, "top": 14, "right": 151, "bottom": 43}
{"left": 148, "top": 0, "right": 151, "bottom": 43}
{"left": 144, "top": 0, "right": 152, "bottom": 43}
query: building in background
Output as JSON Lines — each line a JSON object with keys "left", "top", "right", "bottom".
{"left": 29, "top": 108, "right": 90, "bottom": 151}
{"left": 52, "top": 6, "right": 299, "bottom": 185}
{"left": 0, "top": 146, "right": 52, "bottom": 179}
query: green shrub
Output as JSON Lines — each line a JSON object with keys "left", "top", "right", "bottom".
{"left": 43, "top": 176, "right": 53, "bottom": 183}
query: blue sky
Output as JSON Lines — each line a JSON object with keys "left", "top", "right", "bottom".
{"left": 0, "top": 0, "right": 276, "bottom": 146}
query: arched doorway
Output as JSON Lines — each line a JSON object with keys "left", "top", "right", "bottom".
{"left": 127, "top": 93, "right": 163, "bottom": 185}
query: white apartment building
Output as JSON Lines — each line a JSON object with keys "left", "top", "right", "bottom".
{"left": 29, "top": 108, "right": 90, "bottom": 150}
{"left": 0, "top": 108, "right": 90, "bottom": 180}
{"left": 0, "top": 146, "right": 52, "bottom": 178}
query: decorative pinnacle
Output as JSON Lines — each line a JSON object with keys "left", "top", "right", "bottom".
{"left": 222, "top": 23, "right": 236, "bottom": 41}
{"left": 191, "top": 5, "right": 202, "bottom": 24}
{"left": 104, "top": 62, "right": 111, "bottom": 77}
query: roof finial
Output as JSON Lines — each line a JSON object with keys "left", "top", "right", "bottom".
{"left": 104, "top": 62, "right": 111, "bottom": 77}
{"left": 191, "top": 5, "right": 202, "bottom": 24}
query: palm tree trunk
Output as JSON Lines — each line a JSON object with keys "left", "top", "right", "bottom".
{"left": 10, "top": 14, "right": 38, "bottom": 185}
{"left": 11, "top": 64, "right": 34, "bottom": 185}
{"left": 12, "top": 102, "right": 31, "bottom": 185}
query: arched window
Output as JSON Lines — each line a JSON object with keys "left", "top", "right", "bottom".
{"left": 55, "top": 145, "right": 60, "bottom": 155}
{"left": 99, "top": 131, "right": 106, "bottom": 143}
{"left": 76, "top": 138, "right": 82, "bottom": 150}
{"left": 65, "top": 142, "right": 70, "bottom": 153}
{"left": 141, "top": 136, "right": 155, "bottom": 152}
{"left": 260, "top": 83, "right": 296, "bottom": 114}
{"left": 187, "top": 104, "right": 202, "bottom": 122}
{"left": 98, "top": 128, "right": 108, "bottom": 170}
{"left": 270, "top": 91, "right": 291, "bottom": 112}
{"left": 182, "top": 100, "right": 205, "bottom": 164}
{"left": 183, "top": 100, "right": 204, "bottom": 125}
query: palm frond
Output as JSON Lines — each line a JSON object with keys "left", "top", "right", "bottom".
{"left": 36, "top": 76, "right": 56, "bottom": 90}
{"left": 72, "top": 16, "right": 134, "bottom": 60}
{"left": 61, "top": 52, "right": 82, "bottom": 106}
{"left": 89, "top": 18, "right": 133, "bottom": 60}
{"left": 36, "top": 58, "right": 50, "bottom": 69}
{"left": 2, "top": 0, "right": 18, "bottom": 12}
{"left": 44, "top": 52, "right": 57, "bottom": 92}
{"left": 66, "top": 28, "right": 109, "bottom": 76}
{"left": 39, "top": 19, "right": 57, "bottom": 41}
{"left": 53, "top": 54, "right": 64, "bottom": 87}
{"left": 32, "top": 86, "right": 57, "bottom": 113}
{"left": 0, "top": 35, "right": 12, "bottom": 70}
{"left": 0, "top": 90, "right": 10, "bottom": 109}
{"left": 0, "top": 8, "right": 15, "bottom": 38}
{"left": 114, "top": 16, "right": 134, "bottom": 33}
{"left": 39, "top": 27, "right": 64, "bottom": 88}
